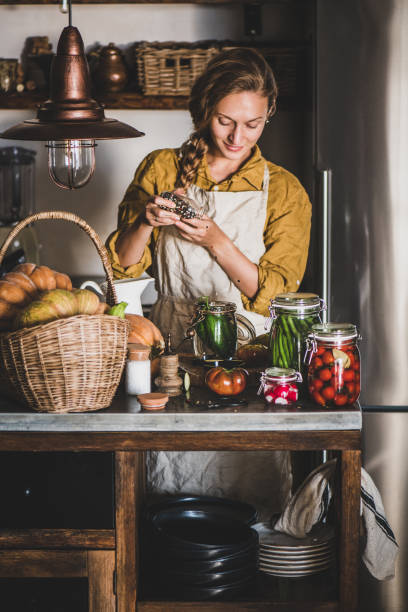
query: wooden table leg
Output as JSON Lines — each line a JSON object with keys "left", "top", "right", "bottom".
{"left": 115, "top": 451, "right": 144, "bottom": 612}
{"left": 339, "top": 449, "right": 361, "bottom": 612}
{"left": 87, "top": 550, "right": 115, "bottom": 612}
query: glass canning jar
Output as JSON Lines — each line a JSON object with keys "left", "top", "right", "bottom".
{"left": 268, "top": 293, "right": 324, "bottom": 395}
{"left": 258, "top": 367, "right": 302, "bottom": 405}
{"left": 191, "top": 299, "right": 255, "bottom": 361}
{"left": 305, "top": 323, "right": 361, "bottom": 407}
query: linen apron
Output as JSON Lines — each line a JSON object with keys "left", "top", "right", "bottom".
{"left": 148, "top": 166, "right": 292, "bottom": 519}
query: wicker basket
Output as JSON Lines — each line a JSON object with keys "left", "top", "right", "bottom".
{"left": 0, "top": 211, "right": 129, "bottom": 413}
{"left": 221, "top": 44, "right": 304, "bottom": 99}
{"left": 135, "top": 41, "right": 220, "bottom": 96}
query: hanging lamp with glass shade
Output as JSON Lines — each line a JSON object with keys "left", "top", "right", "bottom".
{"left": 0, "top": 0, "right": 144, "bottom": 190}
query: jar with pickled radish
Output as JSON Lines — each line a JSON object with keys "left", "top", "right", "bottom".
{"left": 268, "top": 293, "right": 324, "bottom": 397}
{"left": 305, "top": 323, "right": 361, "bottom": 407}
{"left": 258, "top": 367, "right": 302, "bottom": 405}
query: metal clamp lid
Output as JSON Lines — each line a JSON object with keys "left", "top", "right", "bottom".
{"left": 309, "top": 322, "right": 360, "bottom": 341}
{"left": 304, "top": 323, "right": 361, "bottom": 365}
{"left": 257, "top": 367, "right": 302, "bottom": 395}
{"left": 268, "top": 293, "right": 326, "bottom": 321}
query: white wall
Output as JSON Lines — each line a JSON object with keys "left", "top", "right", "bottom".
{"left": 0, "top": 3, "right": 308, "bottom": 276}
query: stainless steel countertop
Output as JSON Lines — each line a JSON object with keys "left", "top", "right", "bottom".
{"left": 0, "top": 390, "right": 362, "bottom": 433}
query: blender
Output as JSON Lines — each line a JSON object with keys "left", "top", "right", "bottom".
{"left": 0, "top": 146, "right": 41, "bottom": 274}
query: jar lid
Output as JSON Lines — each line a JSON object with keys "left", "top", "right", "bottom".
{"left": 272, "top": 292, "right": 321, "bottom": 312}
{"left": 263, "top": 367, "right": 299, "bottom": 381}
{"left": 137, "top": 392, "right": 168, "bottom": 410}
{"left": 196, "top": 299, "right": 236, "bottom": 314}
{"left": 310, "top": 322, "right": 358, "bottom": 341}
{"left": 128, "top": 342, "right": 150, "bottom": 360}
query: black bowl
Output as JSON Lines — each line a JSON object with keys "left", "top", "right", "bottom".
{"left": 156, "top": 542, "right": 258, "bottom": 573}
{"left": 161, "top": 573, "right": 256, "bottom": 601}
{"left": 150, "top": 509, "right": 258, "bottom": 557}
{"left": 165, "top": 560, "right": 258, "bottom": 587}
{"left": 144, "top": 495, "right": 258, "bottom": 526}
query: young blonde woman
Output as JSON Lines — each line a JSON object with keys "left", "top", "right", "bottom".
{"left": 107, "top": 48, "right": 311, "bottom": 518}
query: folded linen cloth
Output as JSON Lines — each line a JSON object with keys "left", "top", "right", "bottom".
{"left": 360, "top": 468, "right": 398, "bottom": 580}
{"left": 273, "top": 459, "right": 398, "bottom": 580}
{"left": 273, "top": 458, "right": 337, "bottom": 538}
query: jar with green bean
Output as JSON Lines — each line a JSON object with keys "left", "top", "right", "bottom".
{"left": 268, "top": 293, "right": 324, "bottom": 395}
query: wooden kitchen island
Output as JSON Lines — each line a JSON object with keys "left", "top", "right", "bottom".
{"left": 0, "top": 391, "right": 361, "bottom": 612}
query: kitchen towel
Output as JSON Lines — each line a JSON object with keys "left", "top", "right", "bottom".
{"left": 273, "top": 459, "right": 398, "bottom": 581}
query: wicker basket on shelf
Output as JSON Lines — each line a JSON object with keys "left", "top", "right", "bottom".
{"left": 0, "top": 211, "right": 129, "bottom": 414}
{"left": 221, "top": 43, "right": 305, "bottom": 100}
{"left": 135, "top": 41, "right": 220, "bottom": 96}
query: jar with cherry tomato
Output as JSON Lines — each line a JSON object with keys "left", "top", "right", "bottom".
{"left": 258, "top": 367, "right": 302, "bottom": 405}
{"left": 305, "top": 323, "right": 361, "bottom": 407}
{"left": 268, "top": 293, "right": 325, "bottom": 397}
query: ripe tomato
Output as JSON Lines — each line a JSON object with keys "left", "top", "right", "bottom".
{"left": 343, "top": 369, "right": 355, "bottom": 382}
{"left": 322, "top": 386, "right": 335, "bottom": 401}
{"left": 316, "top": 347, "right": 325, "bottom": 356}
{"left": 334, "top": 393, "right": 348, "bottom": 406}
{"left": 319, "top": 368, "right": 332, "bottom": 382}
{"left": 313, "top": 378, "right": 324, "bottom": 391}
{"left": 346, "top": 382, "right": 355, "bottom": 395}
{"left": 312, "top": 390, "right": 326, "bottom": 406}
{"left": 322, "top": 351, "right": 334, "bottom": 366}
{"left": 311, "top": 356, "right": 324, "bottom": 369}
{"left": 353, "top": 360, "right": 360, "bottom": 371}
{"left": 205, "top": 367, "right": 247, "bottom": 396}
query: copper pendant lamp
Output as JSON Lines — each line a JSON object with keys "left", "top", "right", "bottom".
{"left": 0, "top": 0, "right": 144, "bottom": 190}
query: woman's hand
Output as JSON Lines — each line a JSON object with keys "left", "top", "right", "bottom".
{"left": 174, "top": 214, "right": 227, "bottom": 252}
{"left": 143, "top": 194, "right": 181, "bottom": 228}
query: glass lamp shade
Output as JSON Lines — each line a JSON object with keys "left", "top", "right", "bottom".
{"left": 47, "top": 140, "right": 95, "bottom": 190}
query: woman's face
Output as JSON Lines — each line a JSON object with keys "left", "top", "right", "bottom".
{"left": 208, "top": 91, "right": 269, "bottom": 164}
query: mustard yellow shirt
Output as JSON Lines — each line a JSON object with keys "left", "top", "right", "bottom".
{"left": 106, "top": 145, "right": 311, "bottom": 317}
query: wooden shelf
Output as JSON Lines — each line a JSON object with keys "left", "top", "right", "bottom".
{"left": 0, "top": 91, "right": 305, "bottom": 112}
{"left": 138, "top": 569, "right": 339, "bottom": 611}
{"left": 0, "top": 90, "right": 190, "bottom": 111}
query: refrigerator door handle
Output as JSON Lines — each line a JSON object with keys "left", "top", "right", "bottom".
{"left": 320, "top": 169, "right": 332, "bottom": 323}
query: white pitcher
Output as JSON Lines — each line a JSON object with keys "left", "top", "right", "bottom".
{"left": 80, "top": 275, "right": 154, "bottom": 316}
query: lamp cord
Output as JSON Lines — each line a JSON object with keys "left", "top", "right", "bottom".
{"left": 68, "top": 0, "right": 72, "bottom": 26}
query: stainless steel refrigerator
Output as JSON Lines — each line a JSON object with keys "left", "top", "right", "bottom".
{"left": 315, "top": 1, "right": 408, "bottom": 610}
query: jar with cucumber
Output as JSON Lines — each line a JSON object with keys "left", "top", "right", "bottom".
{"left": 191, "top": 297, "right": 255, "bottom": 361}
{"left": 268, "top": 293, "right": 324, "bottom": 396}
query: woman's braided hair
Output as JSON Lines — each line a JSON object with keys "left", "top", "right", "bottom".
{"left": 176, "top": 47, "right": 278, "bottom": 189}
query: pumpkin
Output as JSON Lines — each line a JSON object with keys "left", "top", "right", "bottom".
{"left": 16, "top": 300, "right": 60, "bottom": 329}
{"left": 0, "top": 279, "right": 31, "bottom": 306}
{"left": 125, "top": 314, "right": 165, "bottom": 359}
{"left": 40, "top": 289, "right": 79, "bottom": 317}
{"left": 30, "top": 266, "right": 57, "bottom": 291}
{"left": 235, "top": 343, "right": 269, "bottom": 367}
{"left": 55, "top": 272, "right": 73, "bottom": 291}
{"left": 3, "top": 272, "right": 38, "bottom": 298}
{"left": 11, "top": 263, "right": 57, "bottom": 291}
{"left": 13, "top": 262, "right": 36, "bottom": 277}
{"left": 96, "top": 301, "right": 109, "bottom": 314}
{"left": 73, "top": 289, "right": 100, "bottom": 315}
{"left": 0, "top": 298, "right": 19, "bottom": 322}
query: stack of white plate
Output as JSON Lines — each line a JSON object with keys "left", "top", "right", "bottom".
{"left": 253, "top": 522, "right": 335, "bottom": 578}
